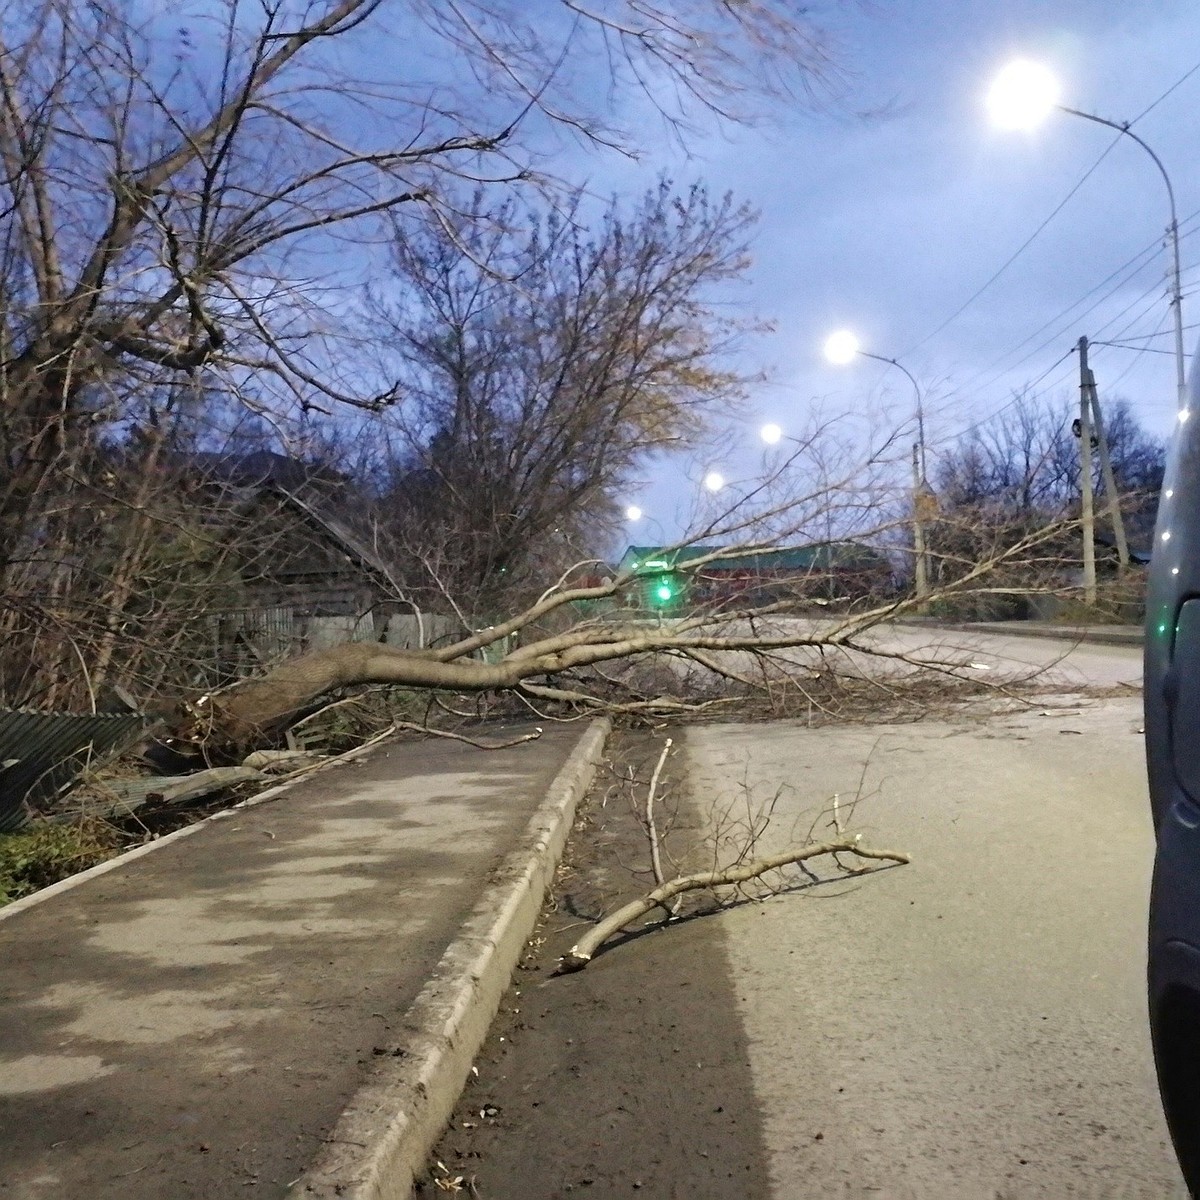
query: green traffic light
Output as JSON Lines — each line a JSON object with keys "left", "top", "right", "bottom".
{"left": 656, "top": 583, "right": 673, "bottom": 602}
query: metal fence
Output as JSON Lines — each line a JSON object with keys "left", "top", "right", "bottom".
{"left": 0, "top": 709, "right": 149, "bottom": 832}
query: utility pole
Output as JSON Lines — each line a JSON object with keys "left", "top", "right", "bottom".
{"left": 912, "top": 442, "right": 929, "bottom": 612}
{"left": 1076, "top": 336, "right": 1097, "bottom": 606}
{"left": 1080, "top": 348, "right": 1130, "bottom": 571}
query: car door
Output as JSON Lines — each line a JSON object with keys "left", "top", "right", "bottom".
{"left": 1147, "top": 345, "right": 1200, "bottom": 1192}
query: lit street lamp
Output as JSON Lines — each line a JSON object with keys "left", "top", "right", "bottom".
{"left": 760, "top": 422, "right": 783, "bottom": 446}
{"left": 823, "top": 331, "right": 928, "bottom": 478}
{"left": 988, "top": 59, "right": 1187, "bottom": 406}
{"left": 824, "top": 330, "right": 932, "bottom": 606}
{"left": 624, "top": 504, "right": 643, "bottom": 522}
{"left": 703, "top": 470, "right": 726, "bottom": 492}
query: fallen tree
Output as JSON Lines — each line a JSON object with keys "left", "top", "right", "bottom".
{"left": 167, "top": 496, "right": 1088, "bottom": 759}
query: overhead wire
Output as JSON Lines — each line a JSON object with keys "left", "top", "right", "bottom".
{"left": 1095, "top": 312, "right": 1170, "bottom": 396}
{"left": 898, "top": 56, "right": 1200, "bottom": 446}
{"left": 920, "top": 212, "right": 1193, "bottom": 420}
{"left": 937, "top": 268, "right": 1190, "bottom": 444}
{"left": 1098, "top": 320, "right": 1200, "bottom": 347}
{"left": 929, "top": 263, "right": 1191, "bottom": 443}
{"left": 935, "top": 201, "right": 1200, "bottom": 401}
{"left": 907, "top": 57, "right": 1200, "bottom": 366}
{"left": 924, "top": 219, "right": 1200, "bottom": 444}
{"left": 898, "top": 134, "right": 1125, "bottom": 359}
{"left": 1130, "top": 59, "right": 1200, "bottom": 121}
{"left": 936, "top": 344, "right": 1079, "bottom": 442}
{"left": 922, "top": 260, "right": 1167, "bottom": 439}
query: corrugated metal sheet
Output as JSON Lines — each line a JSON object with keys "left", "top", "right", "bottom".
{"left": 0, "top": 710, "right": 149, "bottom": 832}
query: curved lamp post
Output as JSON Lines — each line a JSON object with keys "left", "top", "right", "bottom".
{"left": 824, "top": 330, "right": 932, "bottom": 606}
{"left": 988, "top": 59, "right": 1186, "bottom": 406}
{"left": 824, "top": 331, "right": 928, "bottom": 480}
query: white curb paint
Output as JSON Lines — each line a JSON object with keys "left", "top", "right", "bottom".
{"left": 288, "top": 717, "right": 611, "bottom": 1200}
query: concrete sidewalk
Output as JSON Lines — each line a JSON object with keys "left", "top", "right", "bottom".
{"left": 0, "top": 720, "right": 607, "bottom": 1200}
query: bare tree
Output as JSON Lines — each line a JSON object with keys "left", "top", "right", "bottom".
{"left": 0, "top": 0, "right": 853, "bottom": 714}
{"left": 372, "top": 183, "right": 755, "bottom": 612}
{"left": 0, "top": 0, "right": 845, "bottom": 579}
{"left": 0, "top": 4, "right": 1101, "bottom": 772}
{"left": 927, "top": 387, "right": 1164, "bottom": 615}
{"left": 0, "top": 384, "right": 353, "bottom": 710}
{"left": 935, "top": 388, "right": 1164, "bottom": 517}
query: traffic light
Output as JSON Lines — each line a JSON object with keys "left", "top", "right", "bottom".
{"left": 650, "top": 574, "right": 676, "bottom": 607}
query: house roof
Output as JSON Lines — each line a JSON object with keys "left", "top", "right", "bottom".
{"left": 182, "top": 451, "right": 396, "bottom": 590}
{"left": 618, "top": 542, "right": 886, "bottom": 574}
{"left": 264, "top": 484, "right": 397, "bottom": 590}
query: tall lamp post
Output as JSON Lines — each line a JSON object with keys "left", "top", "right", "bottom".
{"left": 987, "top": 59, "right": 1187, "bottom": 406}
{"left": 824, "top": 330, "right": 933, "bottom": 607}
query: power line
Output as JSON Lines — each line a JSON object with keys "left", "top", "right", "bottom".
{"left": 934, "top": 344, "right": 1078, "bottom": 443}
{"left": 812, "top": 60, "right": 1200, "bottom": 463}
{"left": 930, "top": 277, "right": 1179, "bottom": 444}
{"left": 1098, "top": 321, "right": 1200, "bottom": 346}
{"left": 899, "top": 134, "right": 1124, "bottom": 360}
{"left": 926, "top": 224, "right": 1200, "bottom": 430}
{"left": 933, "top": 251, "right": 1164, "bottom": 417}
{"left": 956, "top": 198, "right": 1200, "bottom": 377}
{"left": 1090, "top": 277, "right": 1174, "bottom": 342}
{"left": 927, "top": 204, "right": 1200, "bottom": 406}
{"left": 1100, "top": 314, "right": 1170, "bottom": 392}
{"left": 1131, "top": 59, "right": 1200, "bottom": 121}
{"left": 1094, "top": 341, "right": 1176, "bottom": 357}
{"left": 902, "top": 56, "right": 1200, "bottom": 367}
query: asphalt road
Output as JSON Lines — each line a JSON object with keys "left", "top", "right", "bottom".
{"left": 685, "top": 628, "right": 1184, "bottom": 1198}
{"left": 769, "top": 617, "right": 1146, "bottom": 691}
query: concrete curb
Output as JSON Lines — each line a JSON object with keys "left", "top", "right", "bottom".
{"left": 940, "top": 621, "right": 1144, "bottom": 648}
{"left": 894, "top": 618, "right": 1144, "bottom": 648}
{"left": 288, "top": 716, "right": 612, "bottom": 1200}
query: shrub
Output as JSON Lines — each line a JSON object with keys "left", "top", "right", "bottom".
{"left": 0, "top": 821, "right": 122, "bottom": 906}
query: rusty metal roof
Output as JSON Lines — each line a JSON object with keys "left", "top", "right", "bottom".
{"left": 0, "top": 709, "right": 149, "bottom": 832}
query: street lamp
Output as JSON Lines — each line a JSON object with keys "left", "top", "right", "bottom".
{"left": 823, "top": 331, "right": 928, "bottom": 478}
{"left": 823, "top": 329, "right": 861, "bottom": 367}
{"left": 988, "top": 59, "right": 1187, "bottom": 405}
{"left": 760, "top": 422, "right": 783, "bottom": 445}
{"left": 703, "top": 470, "right": 726, "bottom": 492}
{"left": 624, "top": 504, "right": 643, "bottom": 522}
{"left": 824, "top": 330, "right": 932, "bottom": 605}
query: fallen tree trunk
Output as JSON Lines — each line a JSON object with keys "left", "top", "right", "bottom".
{"left": 171, "top": 619, "right": 833, "bottom": 755}
{"left": 166, "top": 518, "right": 1080, "bottom": 759}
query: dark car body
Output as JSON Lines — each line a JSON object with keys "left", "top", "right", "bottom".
{"left": 1146, "top": 341, "right": 1200, "bottom": 1191}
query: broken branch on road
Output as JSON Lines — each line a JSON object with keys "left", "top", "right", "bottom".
{"left": 557, "top": 835, "right": 911, "bottom": 972}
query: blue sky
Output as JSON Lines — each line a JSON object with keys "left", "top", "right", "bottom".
{"left": 596, "top": 1, "right": 1200, "bottom": 538}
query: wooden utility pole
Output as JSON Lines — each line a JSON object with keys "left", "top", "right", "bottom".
{"left": 1081, "top": 353, "right": 1130, "bottom": 570}
{"left": 1077, "top": 336, "right": 1097, "bottom": 606}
